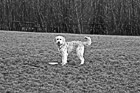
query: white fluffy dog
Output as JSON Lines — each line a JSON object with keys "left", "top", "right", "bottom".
{"left": 55, "top": 35, "right": 91, "bottom": 65}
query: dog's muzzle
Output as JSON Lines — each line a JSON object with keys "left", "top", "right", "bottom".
{"left": 57, "top": 41, "right": 61, "bottom": 46}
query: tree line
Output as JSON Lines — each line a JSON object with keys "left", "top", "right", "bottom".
{"left": 0, "top": 0, "right": 140, "bottom": 35}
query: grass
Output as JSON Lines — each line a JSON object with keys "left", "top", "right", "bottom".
{"left": 0, "top": 31, "right": 140, "bottom": 93}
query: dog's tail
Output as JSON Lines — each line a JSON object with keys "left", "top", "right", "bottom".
{"left": 83, "top": 36, "right": 92, "bottom": 46}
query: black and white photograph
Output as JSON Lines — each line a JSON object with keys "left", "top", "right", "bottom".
{"left": 0, "top": 0, "right": 140, "bottom": 93}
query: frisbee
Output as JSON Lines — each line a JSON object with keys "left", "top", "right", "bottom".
{"left": 48, "top": 62, "right": 58, "bottom": 65}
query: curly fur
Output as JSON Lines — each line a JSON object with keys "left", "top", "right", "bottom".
{"left": 55, "top": 36, "right": 91, "bottom": 65}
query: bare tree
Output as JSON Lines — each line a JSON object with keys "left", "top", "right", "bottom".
{"left": 1, "top": 0, "right": 140, "bottom": 35}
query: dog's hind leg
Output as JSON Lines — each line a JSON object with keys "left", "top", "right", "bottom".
{"left": 76, "top": 46, "right": 85, "bottom": 65}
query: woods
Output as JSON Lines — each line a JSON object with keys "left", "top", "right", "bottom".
{"left": 0, "top": 0, "right": 140, "bottom": 35}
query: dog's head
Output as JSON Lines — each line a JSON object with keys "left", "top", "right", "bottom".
{"left": 55, "top": 36, "right": 66, "bottom": 47}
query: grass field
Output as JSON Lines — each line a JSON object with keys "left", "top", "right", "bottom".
{"left": 0, "top": 31, "right": 140, "bottom": 93}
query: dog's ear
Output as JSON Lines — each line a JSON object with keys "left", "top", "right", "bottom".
{"left": 62, "top": 36, "right": 66, "bottom": 43}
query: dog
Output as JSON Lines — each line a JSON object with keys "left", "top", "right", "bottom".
{"left": 55, "top": 35, "right": 91, "bottom": 65}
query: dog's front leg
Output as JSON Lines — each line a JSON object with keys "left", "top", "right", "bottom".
{"left": 61, "top": 52, "right": 68, "bottom": 66}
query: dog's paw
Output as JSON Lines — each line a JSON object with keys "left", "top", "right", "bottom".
{"left": 80, "top": 62, "right": 84, "bottom": 65}
{"left": 61, "top": 63, "right": 67, "bottom": 66}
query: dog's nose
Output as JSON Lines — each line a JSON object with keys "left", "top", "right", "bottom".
{"left": 57, "top": 41, "right": 60, "bottom": 44}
